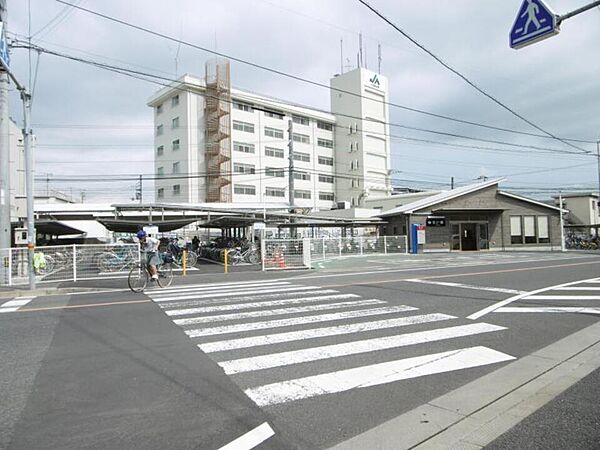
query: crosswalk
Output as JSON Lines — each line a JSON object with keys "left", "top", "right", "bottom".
{"left": 146, "top": 280, "right": 514, "bottom": 407}
{"left": 0, "top": 296, "right": 34, "bottom": 313}
{"left": 493, "top": 277, "right": 600, "bottom": 316}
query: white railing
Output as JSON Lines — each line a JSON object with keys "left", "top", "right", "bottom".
{"left": 261, "top": 236, "right": 408, "bottom": 271}
{"left": 0, "top": 243, "right": 140, "bottom": 287}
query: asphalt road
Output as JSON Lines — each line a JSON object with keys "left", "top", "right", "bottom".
{"left": 1, "top": 251, "right": 599, "bottom": 449}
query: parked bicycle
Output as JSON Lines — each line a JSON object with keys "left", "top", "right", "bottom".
{"left": 127, "top": 253, "right": 174, "bottom": 292}
{"left": 166, "top": 238, "right": 198, "bottom": 267}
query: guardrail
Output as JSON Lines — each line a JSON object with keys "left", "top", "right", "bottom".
{"left": 261, "top": 236, "right": 408, "bottom": 271}
{"left": 0, "top": 243, "right": 140, "bottom": 287}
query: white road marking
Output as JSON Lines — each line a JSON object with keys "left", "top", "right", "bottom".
{"left": 405, "top": 279, "right": 525, "bottom": 295}
{"left": 554, "top": 287, "right": 600, "bottom": 291}
{"left": 245, "top": 346, "right": 515, "bottom": 406}
{"left": 220, "top": 323, "right": 506, "bottom": 374}
{"left": 468, "top": 277, "right": 600, "bottom": 320}
{"left": 165, "top": 294, "right": 359, "bottom": 316}
{"left": 148, "top": 281, "right": 291, "bottom": 296}
{"left": 152, "top": 286, "right": 319, "bottom": 302}
{"left": 173, "top": 299, "right": 386, "bottom": 326}
{"left": 158, "top": 289, "right": 341, "bottom": 308}
{"left": 0, "top": 296, "right": 35, "bottom": 313}
{"left": 156, "top": 279, "right": 291, "bottom": 292}
{"left": 2, "top": 298, "right": 34, "bottom": 307}
{"left": 199, "top": 313, "right": 456, "bottom": 353}
{"left": 186, "top": 305, "right": 418, "bottom": 337}
{"left": 525, "top": 295, "right": 600, "bottom": 300}
{"left": 218, "top": 421, "right": 275, "bottom": 450}
{"left": 496, "top": 307, "right": 600, "bottom": 314}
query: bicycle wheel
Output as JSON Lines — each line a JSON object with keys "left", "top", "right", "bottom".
{"left": 157, "top": 263, "right": 174, "bottom": 288}
{"left": 128, "top": 263, "right": 148, "bottom": 293}
{"left": 185, "top": 251, "right": 198, "bottom": 267}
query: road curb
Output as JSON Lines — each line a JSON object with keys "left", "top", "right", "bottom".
{"left": 330, "top": 320, "right": 600, "bottom": 450}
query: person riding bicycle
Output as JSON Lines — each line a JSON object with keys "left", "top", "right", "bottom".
{"left": 137, "top": 230, "right": 160, "bottom": 281}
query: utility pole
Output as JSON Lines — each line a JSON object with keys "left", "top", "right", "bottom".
{"left": 0, "top": 0, "right": 10, "bottom": 252}
{"left": 559, "top": 191, "right": 565, "bottom": 252}
{"left": 0, "top": 7, "right": 36, "bottom": 289}
{"left": 451, "top": 177, "right": 454, "bottom": 190}
{"left": 596, "top": 140, "right": 600, "bottom": 202}
{"left": 287, "top": 119, "right": 295, "bottom": 237}
{"left": 22, "top": 89, "right": 34, "bottom": 288}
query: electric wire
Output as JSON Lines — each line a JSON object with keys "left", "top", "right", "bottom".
{"left": 357, "top": 0, "right": 590, "bottom": 154}
{"left": 52, "top": 0, "right": 595, "bottom": 147}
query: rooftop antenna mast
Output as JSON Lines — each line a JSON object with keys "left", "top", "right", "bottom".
{"left": 378, "top": 43, "right": 382, "bottom": 73}
{"left": 340, "top": 39, "right": 344, "bottom": 74}
{"left": 358, "top": 32, "right": 363, "bottom": 67}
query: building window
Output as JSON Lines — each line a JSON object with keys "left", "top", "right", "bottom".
{"left": 265, "top": 167, "right": 285, "bottom": 178}
{"left": 157, "top": 188, "right": 164, "bottom": 199}
{"left": 511, "top": 215, "right": 550, "bottom": 244}
{"left": 233, "top": 142, "right": 255, "bottom": 154}
{"left": 233, "top": 101, "right": 253, "bottom": 112}
{"left": 317, "top": 121, "right": 333, "bottom": 131}
{"left": 171, "top": 117, "right": 179, "bottom": 129}
{"left": 233, "top": 120, "right": 255, "bottom": 133}
{"left": 233, "top": 163, "right": 255, "bottom": 174}
{"left": 234, "top": 184, "right": 256, "bottom": 195}
{"left": 157, "top": 167, "right": 164, "bottom": 177}
{"left": 319, "top": 192, "right": 335, "bottom": 201}
{"left": 317, "top": 138, "right": 333, "bottom": 149}
{"left": 292, "top": 115, "right": 310, "bottom": 126}
{"left": 510, "top": 216, "right": 522, "bottom": 244}
{"left": 318, "top": 174, "right": 334, "bottom": 184}
{"left": 264, "top": 110, "right": 284, "bottom": 119}
{"left": 265, "top": 147, "right": 284, "bottom": 158}
{"left": 318, "top": 155, "right": 334, "bottom": 166}
{"left": 172, "top": 184, "right": 181, "bottom": 195}
{"left": 264, "top": 127, "right": 284, "bottom": 139}
{"left": 156, "top": 104, "right": 163, "bottom": 114}
{"left": 523, "top": 215, "right": 536, "bottom": 244}
{"left": 293, "top": 171, "right": 311, "bottom": 181}
{"left": 538, "top": 216, "right": 550, "bottom": 243}
{"left": 294, "top": 189, "right": 311, "bottom": 199}
{"left": 292, "top": 132, "right": 310, "bottom": 144}
{"left": 156, "top": 124, "right": 163, "bottom": 136}
{"left": 172, "top": 139, "right": 180, "bottom": 151}
{"left": 171, "top": 95, "right": 179, "bottom": 107}
{"left": 265, "top": 187, "right": 285, "bottom": 198}
{"left": 172, "top": 162, "right": 180, "bottom": 174}
{"left": 156, "top": 145, "right": 164, "bottom": 156}
{"left": 293, "top": 152, "right": 310, "bottom": 162}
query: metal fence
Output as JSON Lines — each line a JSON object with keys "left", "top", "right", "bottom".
{"left": 0, "top": 243, "right": 140, "bottom": 287}
{"left": 261, "top": 236, "right": 408, "bottom": 271}
{"left": 262, "top": 239, "right": 310, "bottom": 271}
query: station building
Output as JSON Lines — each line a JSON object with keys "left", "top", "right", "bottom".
{"left": 378, "top": 178, "right": 564, "bottom": 251}
{"left": 147, "top": 61, "right": 391, "bottom": 210}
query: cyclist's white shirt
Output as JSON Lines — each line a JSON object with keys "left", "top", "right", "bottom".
{"left": 143, "top": 237, "right": 159, "bottom": 253}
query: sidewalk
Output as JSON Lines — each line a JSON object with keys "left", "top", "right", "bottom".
{"left": 331, "top": 319, "right": 600, "bottom": 449}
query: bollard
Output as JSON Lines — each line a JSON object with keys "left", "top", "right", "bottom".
{"left": 224, "top": 249, "right": 228, "bottom": 274}
{"left": 182, "top": 249, "right": 187, "bottom": 276}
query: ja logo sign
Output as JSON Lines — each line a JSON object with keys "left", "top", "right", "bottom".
{"left": 369, "top": 74, "right": 380, "bottom": 88}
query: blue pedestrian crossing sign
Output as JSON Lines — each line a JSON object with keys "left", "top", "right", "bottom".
{"left": 510, "top": 0, "right": 560, "bottom": 49}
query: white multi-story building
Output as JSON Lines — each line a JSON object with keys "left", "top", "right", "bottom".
{"left": 147, "top": 63, "right": 390, "bottom": 210}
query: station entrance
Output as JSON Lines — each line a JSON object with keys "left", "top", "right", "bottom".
{"left": 451, "top": 222, "right": 489, "bottom": 251}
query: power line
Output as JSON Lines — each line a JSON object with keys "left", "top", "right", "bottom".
{"left": 13, "top": 41, "right": 594, "bottom": 159}
{"left": 357, "top": 0, "right": 591, "bottom": 155}
{"left": 52, "top": 0, "right": 595, "bottom": 146}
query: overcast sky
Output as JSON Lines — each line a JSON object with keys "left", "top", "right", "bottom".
{"left": 6, "top": 0, "right": 600, "bottom": 202}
